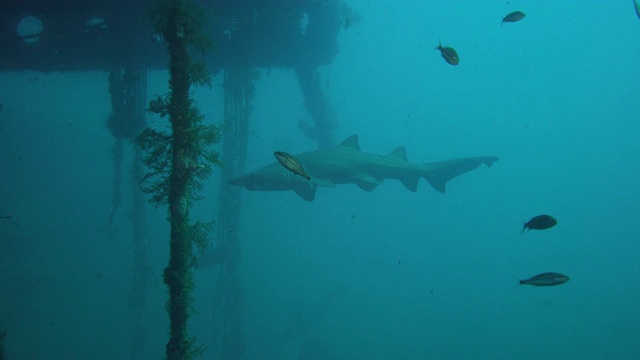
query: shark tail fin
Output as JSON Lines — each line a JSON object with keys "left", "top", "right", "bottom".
{"left": 422, "top": 156, "right": 499, "bottom": 193}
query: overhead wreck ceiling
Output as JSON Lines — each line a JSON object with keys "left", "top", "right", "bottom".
{"left": 0, "top": 0, "right": 350, "bottom": 73}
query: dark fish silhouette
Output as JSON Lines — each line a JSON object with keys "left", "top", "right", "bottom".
{"left": 634, "top": 0, "right": 640, "bottom": 21}
{"left": 502, "top": 11, "right": 526, "bottom": 26}
{"left": 435, "top": 42, "right": 459, "bottom": 66}
{"left": 522, "top": 214, "right": 557, "bottom": 233}
{"left": 274, "top": 151, "right": 311, "bottom": 180}
{"left": 520, "top": 272, "right": 569, "bottom": 286}
{"left": 0, "top": 214, "right": 11, "bottom": 220}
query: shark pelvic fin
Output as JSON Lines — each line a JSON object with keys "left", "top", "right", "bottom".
{"left": 355, "top": 175, "right": 383, "bottom": 191}
{"left": 337, "top": 134, "right": 361, "bottom": 151}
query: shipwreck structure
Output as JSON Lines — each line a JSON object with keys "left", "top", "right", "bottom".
{"left": 0, "top": 0, "right": 352, "bottom": 358}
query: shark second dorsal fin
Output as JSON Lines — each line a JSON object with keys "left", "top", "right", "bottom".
{"left": 387, "top": 146, "right": 408, "bottom": 161}
{"left": 337, "top": 135, "right": 360, "bottom": 151}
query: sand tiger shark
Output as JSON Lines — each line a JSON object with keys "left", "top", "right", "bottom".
{"left": 228, "top": 135, "right": 498, "bottom": 201}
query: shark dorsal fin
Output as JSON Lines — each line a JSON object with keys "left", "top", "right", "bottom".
{"left": 337, "top": 135, "right": 360, "bottom": 151}
{"left": 387, "top": 146, "right": 408, "bottom": 161}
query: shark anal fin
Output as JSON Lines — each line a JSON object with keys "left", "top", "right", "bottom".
{"left": 399, "top": 176, "right": 419, "bottom": 192}
{"left": 483, "top": 157, "right": 499, "bottom": 167}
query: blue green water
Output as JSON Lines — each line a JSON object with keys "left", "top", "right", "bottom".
{"left": 1, "top": 1, "right": 639, "bottom": 359}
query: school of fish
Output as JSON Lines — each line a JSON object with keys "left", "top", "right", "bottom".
{"left": 435, "top": 10, "right": 527, "bottom": 65}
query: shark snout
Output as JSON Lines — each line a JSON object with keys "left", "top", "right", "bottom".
{"left": 227, "top": 173, "right": 275, "bottom": 190}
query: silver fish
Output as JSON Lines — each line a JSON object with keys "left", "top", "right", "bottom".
{"left": 520, "top": 272, "right": 569, "bottom": 286}
{"left": 274, "top": 151, "right": 311, "bottom": 180}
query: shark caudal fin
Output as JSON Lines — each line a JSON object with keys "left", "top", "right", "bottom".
{"left": 422, "top": 156, "right": 499, "bottom": 193}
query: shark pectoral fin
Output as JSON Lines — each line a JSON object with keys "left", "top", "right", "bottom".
{"left": 355, "top": 175, "right": 383, "bottom": 191}
{"left": 423, "top": 156, "right": 499, "bottom": 193}
{"left": 294, "top": 184, "right": 317, "bottom": 201}
{"left": 310, "top": 178, "right": 336, "bottom": 188}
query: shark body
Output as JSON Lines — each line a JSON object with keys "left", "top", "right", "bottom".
{"left": 228, "top": 135, "right": 498, "bottom": 201}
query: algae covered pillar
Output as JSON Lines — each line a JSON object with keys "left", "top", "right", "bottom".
{"left": 163, "top": 5, "right": 195, "bottom": 355}
{"left": 139, "top": 0, "right": 221, "bottom": 358}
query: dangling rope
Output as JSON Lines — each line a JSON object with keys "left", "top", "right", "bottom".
{"left": 0, "top": 328, "right": 6, "bottom": 360}
{"left": 105, "top": 68, "right": 147, "bottom": 237}
{"left": 211, "top": 67, "right": 255, "bottom": 359}
{"left": 295, "top": 65, "right": 339, "bottom": 149}
{"left": 105, "top": 66, "right": 150, "bottom": 360}
{"left": 127, "top": 71, "right": 150, "bottom": 360}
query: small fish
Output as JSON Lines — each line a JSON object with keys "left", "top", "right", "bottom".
{"left": 520, "top": 272, "right": 569, "bottom": 286}
{"left": 274, "top": 151, "right": 311, "bottom": 180}
{"left": 522, "top": 214, "right": 557, "bottom": 233}
{"left": 435, "top": 42, "right": 459, "bottom": 66}
{"left": 502, "top": 11, "right": 526, "bottom": 26}
{"left": 634, "top": 0, "right": 640, "bottom": 21}
{"left": 0, "top": 214, "right": 11, "bottom": 220}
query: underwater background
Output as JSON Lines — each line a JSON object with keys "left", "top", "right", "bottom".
{"left": 1, "top": 0, "right": 640, "bottom": 359}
